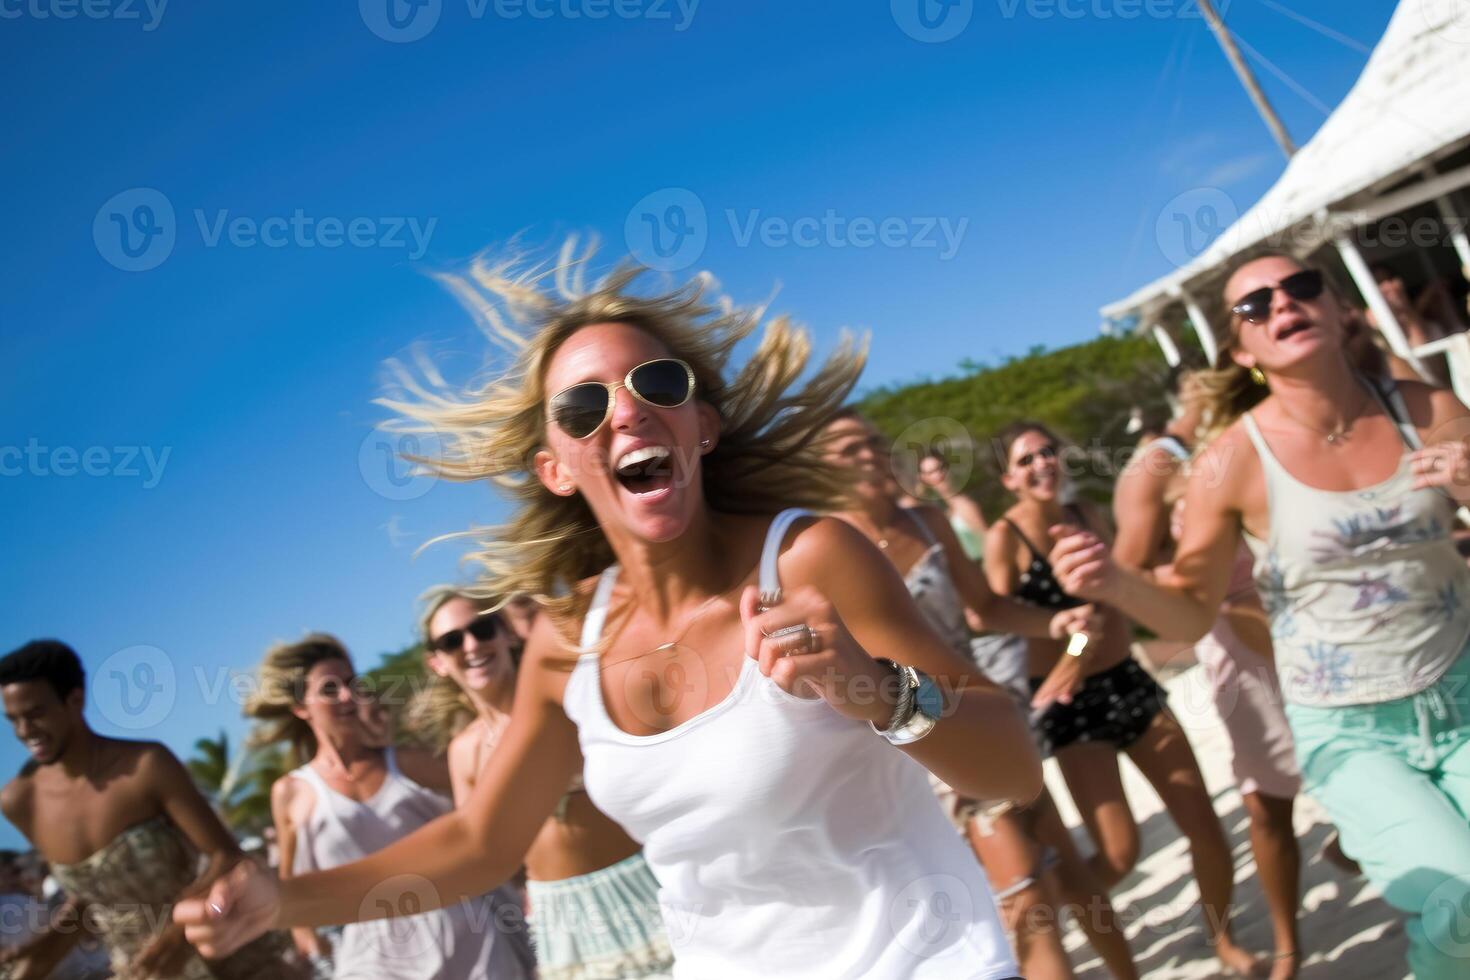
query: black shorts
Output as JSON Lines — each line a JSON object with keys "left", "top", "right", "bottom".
{"left": 1028, "top": 658, "right": 1167, "bottom": 752}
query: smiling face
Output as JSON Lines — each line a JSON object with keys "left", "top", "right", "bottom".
{"left": 917, "top": 454, "right": 948, "bottom": 490}
{"left": 1002, "top": 428, "right": 1061, "bottom": 502}
{"left": 1223, "top": 256, "right": 1343, "bottom": 375}
{"left": 2, "top": 681, "right": 83, "bottom": 765}
{"left": 426, "top": 597, "right": 516, "bottom": 699}
{"left": 535, "top": 322, "right": 718, "bottom": 543}
{"left": 822, "top": 416, "right": 896, "bottom": 505}
{"left": 291, "top": 658, "right": 360, "bottom": 742}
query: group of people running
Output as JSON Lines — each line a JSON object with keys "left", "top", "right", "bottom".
{"left": 2, "top": 245, "right": 1469, "bottom": 980}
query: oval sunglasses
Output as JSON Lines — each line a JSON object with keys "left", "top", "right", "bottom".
{"left": 548, "top": 357, "right": 697, "bottom": 439}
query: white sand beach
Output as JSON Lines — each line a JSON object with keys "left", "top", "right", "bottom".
{"left": 1048, "top": 659, "right": 1410, "bottom": 979}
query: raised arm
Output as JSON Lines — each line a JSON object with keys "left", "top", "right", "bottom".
{"left": 1050, "top": 440, "right": 1245, "bottom": 642}
{"left": 1112, "top": 445, "right": 1178, "bottom": 571}
{"left": 130, "top": 744, "right": 250, "bottom": 976}
{"left": 1405, "top": 380, "right": 1470, "bottom": 503}
{"left": 177, "top": 615, "right": 584, "bottom": 959}
{"left": 983, "top": 518, "right": 1024, "bottom": 597}
{"left": 915, "top": 506, "right": 1091, "bottom": 641}
{"left": 758, "top": 517, "right": 1042, "bottom": 804}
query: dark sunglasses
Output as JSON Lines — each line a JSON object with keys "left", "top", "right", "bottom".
{"left": 1230, "top": 269, "right": 1324, "bottom": 324}
{"left": 548, "top": 358, "right": 696, "bottom": 440}
{"left": 1015, "top": 445, "right": 1057, "bottom": 468}
{"left": 430, "top": 612, "right": 501, "bottom": 654}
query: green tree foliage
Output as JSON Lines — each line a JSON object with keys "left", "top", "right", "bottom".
{"left": 186, "top": 731, "right": 291, "bottom": 838}
{"left": 859, "top": 334, "right": 1175, "bottom": 519}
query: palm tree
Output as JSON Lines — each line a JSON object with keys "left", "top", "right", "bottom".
{"left": 186, "top": 731, "right": 288, "bottom": 838}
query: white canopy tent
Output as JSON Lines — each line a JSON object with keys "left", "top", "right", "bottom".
{"left": 1102, "top": 0, "right": 1470, "bottom": 400}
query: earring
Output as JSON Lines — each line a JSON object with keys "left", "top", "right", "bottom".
{"left": 699, "top": 439, "right": 711, "bottom": 448}
{"left": 558, "top": 484, "right": 572, "bottom": 492}
{"left": 1249, "top": 366, "right": 1267, "bottom": 386}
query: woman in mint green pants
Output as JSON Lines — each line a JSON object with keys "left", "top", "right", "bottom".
{"left": 1046, "top": 253, "right": 1470, "bottom": 980}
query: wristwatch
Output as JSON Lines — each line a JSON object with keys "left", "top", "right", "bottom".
{"left": 871, "top": 660, "right": 942, "bottom": 746}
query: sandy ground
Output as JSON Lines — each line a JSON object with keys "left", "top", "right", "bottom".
{"left": 1042, "top": 662, "right": 1410, "bottom": 980}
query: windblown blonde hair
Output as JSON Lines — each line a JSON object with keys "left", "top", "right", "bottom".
{"left": 1190, "top": 251, "right": 1386, "bottom": 442}
{"left": 244, "top": 633, "right": 353, "bottom": 764}
{"left": 378, "top": 239, "right": 868, "bottom": 632}
{"left": 406, "top": 587, "right": 511, "bottom": 751}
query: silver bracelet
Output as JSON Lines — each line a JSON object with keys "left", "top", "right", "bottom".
{"left": 871, "top": 661, "right": 941, "bottom": 745}
{"left": 873, "top": 659, "right": 914, "bottom": 734}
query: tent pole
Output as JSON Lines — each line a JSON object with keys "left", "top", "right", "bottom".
{"left": 1197, "top": 0, "right": 1297, "bottom": 159}
{"left": 1433, "top": 195, "right": 1470, "bottom": 272}
{"left": 1419, "top": 163, "right": 1470, "bottom": 270}
{"left": 1335, "top": 235, "right": 1435, "bottom": 382}
{"left": 1151, "top": 324, "right": 1183, "bottom": 367}
{"left": 1177, "top": 287, "right": 1220, "bottom": 367}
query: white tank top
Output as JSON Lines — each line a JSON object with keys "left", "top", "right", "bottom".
{"left": 290, "top": 749, "right": 533, "bottom": 980}
{"left": 1240, "top": 378, "right": 1470, "bottom": 707}
{"left": 562, "top": 509, "right": 1016, "bottom": 980}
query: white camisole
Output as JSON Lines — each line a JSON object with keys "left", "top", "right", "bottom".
{"left": 561, "top": 509, "right": 1016, "bottom": 980}
{"left": 290, "top": 749, "right": 534, "bottom": 979}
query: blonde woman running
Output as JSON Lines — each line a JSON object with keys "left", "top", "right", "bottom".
{"left": 178, "top": 247, "right": 1038, "bottom": 979}
{"left": 415, "top": 588, "right": 672, "bottom": 978}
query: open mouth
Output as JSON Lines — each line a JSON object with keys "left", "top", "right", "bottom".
{"left": 615, "top": 446, "right": 676, "bottom": 497}
{"left": 465, "top": 652, "right": 495, "bottom": 671}
{"left": 1276, "top": 319, "right": 1313, "bottom": 342}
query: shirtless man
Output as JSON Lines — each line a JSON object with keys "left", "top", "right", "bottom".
{"left": 0, "top": 639, "right": 296, "bottom": 979}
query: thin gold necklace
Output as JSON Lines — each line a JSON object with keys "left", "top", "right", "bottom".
{"left": 850, "top": 510, "right": 899, "bottom": 550}
{"left": 601, "top": 574, "right": 749, "bottom": 667}
{"left": 1275, "top": 386, "right": 1370, "bottom": 445}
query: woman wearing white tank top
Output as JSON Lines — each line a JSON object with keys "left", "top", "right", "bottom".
{"left": 245, "top": 633, "right": 534, "bottom": 979}
{"left": 1048, "top": 253, "right": 1470, "bottom": 980}
{"left": 179, "top": 248, "right": 1040, "bottom": 979}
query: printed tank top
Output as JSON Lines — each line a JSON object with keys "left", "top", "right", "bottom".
{"left": 1241, "top": 377, "right": 1470, "bottom": 707}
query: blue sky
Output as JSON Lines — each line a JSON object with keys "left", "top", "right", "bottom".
{"left": 0, "top": 0, "right": 1397, "bottom": 847}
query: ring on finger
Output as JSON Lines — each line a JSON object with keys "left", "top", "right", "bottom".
{"left": 767, "top": 622, "right": 816, "bottom": 656}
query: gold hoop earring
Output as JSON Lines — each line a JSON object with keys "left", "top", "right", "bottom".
{"left": 1249, "top": 366, "right": 1267, "bottom": 386}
